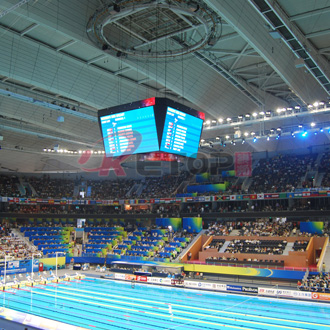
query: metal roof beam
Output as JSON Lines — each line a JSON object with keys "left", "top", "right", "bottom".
{"left": 233, "top": 62, "right": 270, "bottom": 73}
{"left": 0, "top": 23, "right": 161, "bottom": 103}
{"left": 306, "top": 28, "right": 330, "bottom": 39}
{"left": 247, "top": 72, "right": 274, "bottom": 83}
{"left": 20, "top": 22, "right": 38, "bottom": 36}
{"left": 87, "top": 54, "right": 107, "bottom": 65}
{"left": 114, "top": 67, "right": 132, "bottom": 76}
{"left": 114, "top": 21, "right": 149, "bottom": 43}
{"left": 263, "top": 82, "right": 287, "bottom": 90}
{"left": 319, "top": 46, "right": 330, "bottom": 55}
{"left": 290, "top": 6, "right": 330, "bottom": 22}
{"left": 0, "top": 88, "right": 97, "bottom": 122}
{"left": 260, "top": 71, "right": 277, "bottom": 89}
{"left": 1, "top": 124, "right": 92, "bottom": 147}
{"left": 56, "top": 40, "right": 77, "bottom": 52}
{"left": 137, "top": 78, "right": 150, "bottom": 84}
{"left": 262, "top": 0, "right": 330, "bottom": 94}
{"left": 229, "top": 43, "right": 250, "bottom": 70}
{"left": 193, "top": 51, "right": 265, "bottom": 107}
{"left": 204, "top": 0, "right": 327, "bottom": 104}
{"left": 0, "top": 0, "right": 32, "bottom": 19}
{"left": 211, "top": 48, "right": 261, "bottom": 63}
{"left": 206, "top": 48, "right": 256, "bottom": 56}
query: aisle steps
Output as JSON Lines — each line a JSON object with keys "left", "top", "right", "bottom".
{"left": 219, "top": 240, "right": 231, "bottom": 253}
{"left": 283, "top": 242, "right": 294, "bottom": 255}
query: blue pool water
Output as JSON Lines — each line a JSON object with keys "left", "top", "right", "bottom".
{"left": 0, "top": 278, "right": 330, "bottom": 330}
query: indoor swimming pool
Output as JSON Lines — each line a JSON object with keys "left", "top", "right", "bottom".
{"left": 0, "top": 277, "right": 329, "bottom": 330}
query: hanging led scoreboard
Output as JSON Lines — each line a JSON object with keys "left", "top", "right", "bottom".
{"left": 99, "top": 106, "right": 159, "bottom": 157}
{"left": 98, "top": 97, "right": 204, "bottom": 159}
{"left": 160, "top": 107, "right": 203, "bottom": 157}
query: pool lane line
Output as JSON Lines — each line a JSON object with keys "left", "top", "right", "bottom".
{"left": 81, "top": 281, "right": 330, "bottom": 318}
{"left": 1, "top": 298, "right": 107, "bottom": 330}
{"left": 11, "top": 285, "right": 329, "bottom": 330}
{"left": 17, "top": 288, "right": 31, "bottom": 292}
{"left": 40, "top": 283, "right": 58, "bottom": 287}
{"left": 36, "top": 284, "right": 329, "bottom": 328}
{"left": 3, "top": 290, "right": 16, "bottom": 294}
{"left": 17, "top": 289, "right": 253, "bottom": 330}
{"left": 12, "top": 289, "right": 258, "bottom": 330}
{"left": 9, "top": 293, "right": 223, "bottom": 330}
{"left": 12, "top": 284, "right": 325, "bottom": 328}
{"left": 10, "top": 292, "right": 207, "bottom": 330}
{"left": 7, "top": 292, "right": 150, "bottom": 330}
{"left": 36, "top": 284, "right": 330, "bottom": 328}
{"left": 82, "top": 280, "right": 324, "bottom": 315}
{"left": 25, "top": 289, "right": 319, "bottom": 330}
{"left": 7, "top": 291, "right": 246, "bottom": 330}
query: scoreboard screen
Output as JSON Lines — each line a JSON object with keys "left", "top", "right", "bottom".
{"left": 98, "top": 98, "right": 204, "bottom": 159}
{"left": 160, "top": 107, "right": 203, "bottom": 157}
{"left": 99, "top": 106, "right": 159, "bottom": 157}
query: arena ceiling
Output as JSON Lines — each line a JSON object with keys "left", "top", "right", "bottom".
{"left": 0, "top": 0, "right": 329, "bottom": 173}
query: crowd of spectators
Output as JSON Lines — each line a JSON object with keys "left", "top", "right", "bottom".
{"left": 87, "top": 179, "right": 138, "bottom": 199}
{"left": 26, "top": 176, "right": 74, "bottom": 198}
{"left": 1, "top": 151, "right": 330, "bottom": 203}
{"left": 206, "top": 256, "right": 284, "bottom": 267}
{"left": 7, "top": 205, "right": 69, "bottom": 214}
{"left": 152, "top": 204, "right": 180, "bottom": 217}
{"left": 205, "top": 221, "right": 233, "bottom": 236}
{"left": 204, "top": 238, "right": 225, "bottom": 250}
{"left": 0, "top": 225, "right": 37, "bottom": 260}
{"left": 0, "top": 175, "right": 21, "bottom": 197}
{"left": 140, "top": 172, "right": 189, "bottom": 198}
{"left": 82, "top": 223, "right": 193, "bottom": 262}
{"left": 300, "top": 272, "right": 330, "bottom": 292}
{"left": 0, "top": 172, "right": 190, "bottom": 200}
{"left": 249, "top": 154, "right": 317, "bottom": 193}
{"left": 238, "top": 219, "right": 295, "bottom": 237}
{"left": 293, "top": 240, "right": 309, "bottom": 251}
{"left": 207, "top": 256, "right": 238, "bottom": 263}
{"left": 319, "top": 152, "right": 330, "bottom": 188}
{"left": 225, "top": 239, "right": 287, "bottom": 254}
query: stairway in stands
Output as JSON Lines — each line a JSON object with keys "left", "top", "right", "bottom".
{"left": 322, "top": 245, "right": 330, "bottom": 272}
{"left": 11, "top": 228, "right": 38, "bottom": 253}
{"left": 219, "top": 241, "right": 231, "bottom": 253}
{"left": 174, "top": 230, "right": 205, "bottom": 262}
{"left": 282, "top": 242, "right": 294, "bottom": 255}
{"left": 229, "top": 229, "right": 240, "bottom": 236}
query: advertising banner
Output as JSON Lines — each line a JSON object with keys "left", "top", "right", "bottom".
{"left": 183, "top": 280, "right": 201, "bottom": 288}
{"left": 259, "top": 287, "right": 311, "bottom": 300}
{"left": 258, "top": 287, "right": 278, "bottom": 296}
{"left": 114, "top": 273, "right": 126, "bottom": 280}
{"left": 226, "top": 284, "right": 242, "bottom": 292}
{"left": 0, "top": 259, "right": 39, "bottom": 275}
{"left": 311, "top": 292, "right": 330, "bottom": 301}
{"left": 136, "top": 275, "right": 148, "bottom": 282}
{"left": 242, "top": 286, "right": 258, "bottom": 294}
{"left": 213, "top": 283, "right": 227, "bottom": 291}
{"left": 146, "top": 277, "right": 172, "bottom": 286}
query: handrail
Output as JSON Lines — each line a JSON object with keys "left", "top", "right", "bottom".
{"left": 317, "top": 236, "right": 329, "bottom": 272}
